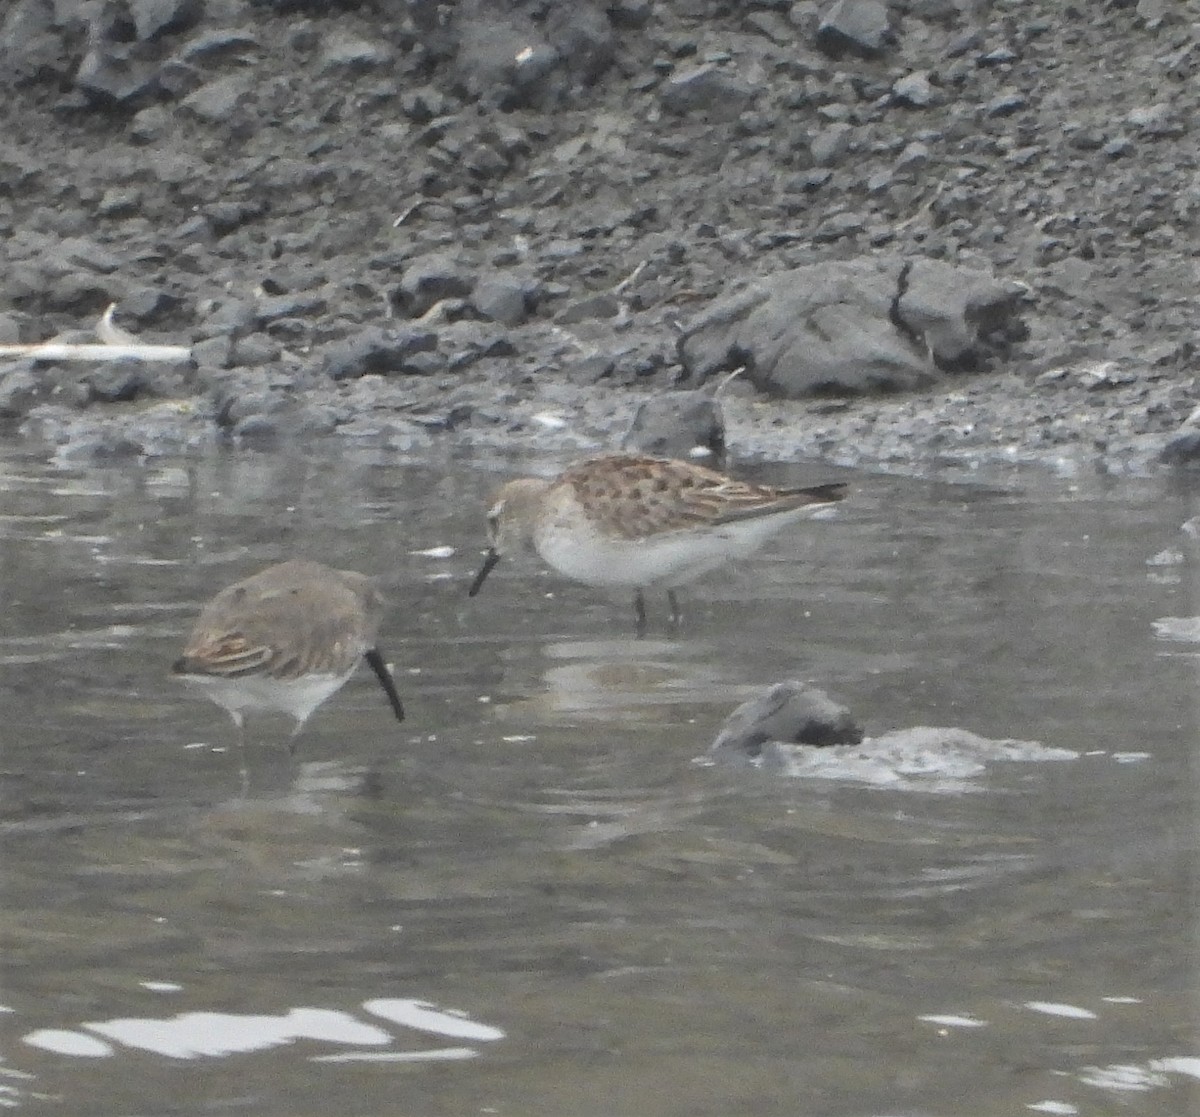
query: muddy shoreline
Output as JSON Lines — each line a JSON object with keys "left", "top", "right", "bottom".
{"left": 1, "top": 1, "right": 1198, "bottom": 478}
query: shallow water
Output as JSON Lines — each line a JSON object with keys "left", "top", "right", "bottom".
{"left": 1, "top": 441, "right": 1197, "bottom": 1116}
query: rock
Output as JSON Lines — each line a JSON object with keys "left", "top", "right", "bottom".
{"left": 452, "top": 5, "right": 561, "bottom": 108}
{"left": 130, "top": 0, "right": 203, "bottom": 42}
{"left": 230, "top": 333, "right": 282, "bottom": 368}
{"left": 74, "top": 45, "right": 163, "bottom": 106}
{"left": 0, "top": 0, "right": 66, "bottom": 82}
{"left": 471, "top": 274, "right": 534, "bottom": 326}
{"left": 0, "top": 366, "right": 42, "bottom": 418}
{"left": 396, "top": 252, "right": 475, "bottom": 318}
{"left": 892, "top": 71, "right": 939, "bottom": 108}
{"left": 810, "top": 122, "right": 853, "bottom": 166}
{"left": 660, "top": 65, "right": 756, "bottom": 122}
{"left": 180, "top": 75, "right": 253, "bottom": 123}
{"left": 1160, "top": 407, "right": 1200, "bottom": 466}
{"left": 710, "top": 682, "right": 863, "bottom": 762}
{"left": 892, "top": 258, "right": 1028, "bottom": 370}
{"left": 814, "top": 0, "right": 893, "bottom": 59}
{"left": 986, "top": 93, "right": 1028, "bottom": 117}
{"left": 544, "top": 2, "right": 615, "bottom": 85}
{"left": 322, "top": 327, "right": 440, "bottom": 380}
{"left": 677, "top": 257, "right": 1026, "bottom": 397}
{"left": 555, "top": 293, "right": 620, "bottom": 324}
{"left": 83, "top": 362, "right": 148, "bottom": 404}
{"left": 319, "top": 33, "right": 392, "bottom": 73}
{"left": 621, "top": 391, "right": 726, "bottom": 464}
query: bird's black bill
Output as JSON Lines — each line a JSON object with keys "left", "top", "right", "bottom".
{"left": 468, "top": 549, "right": 501, "bottom": 597}
{"left": 364, "top": 647, "right": 405, "bottom": 722}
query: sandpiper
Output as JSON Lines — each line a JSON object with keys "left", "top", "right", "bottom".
{"left": 468, "top": 454, "right": 847, "bottom": 632}
{"left": 173, "top": 559, "right": 405, "bottom": 751}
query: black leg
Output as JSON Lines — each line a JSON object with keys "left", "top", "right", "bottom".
{"left": 633, "top": 589, "right": 647, "bottom": 638}
{"left": 364, "top": 647, "right": 406, "bottom": 722}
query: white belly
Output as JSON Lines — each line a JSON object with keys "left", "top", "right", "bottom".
{"left": 181, "top": 670, "right": 353, "bottom": 724}
{"left": 535, "top": 506, "right": 814, "bottom": 589}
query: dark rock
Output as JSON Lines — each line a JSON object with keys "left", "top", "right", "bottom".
{"left": 74, "top": 46, "right": 163, "bottom": 106}
{"left": 892, "top": 71, "right": 939, "bottom": 108}
{"left": 471, "top": 274, "right": 534, "bottom": 326}
{"left": 0, "top": 314, "right": 23, "bottom": 343}
{"left": 1160, "top": 408, "right": 1200, "bottom": 466}
{"left": 83, "top": 362, "right": 147, "bottom": 404}
{"left": 0, "top": 0, "right": 66, "bottom": 83}
{"left": 191, "top": 337, "right": 232, "bottom": 369}
{"left": 178, "top": 27, "right": 262, "bottom": 63}
{"left": 893, "top": 258, "right": 1028, "bottom": 370}
{"left": 609, "top": 0, "right": 652, "bottom": 30}
{"left": 986, "top": 93, "right": 1028, "bottom": 117}
{"left": 48, "top": 237, "right": 123, "bottom": 275}
{"left": 677, "top": 257, "right": 1026, "bottom": 397}
{"left": 567, "top": 353, "right": 616, "bottom": 384}
{"left": 396, "top": 252, "right": 475, "bottom": 317}
{"left": 180, "top": 75, "right": 253, "bottom": 123}
{"left": 544, "top": 2, "right": 615, "bottom": 85}
{"left": 322, "top": 327, "right": 439, "bottom": 380}
{"left": 230, "top": 334, "right": 282, "bottom": 368}
{"left": 555, "top": 293, "right": 620, "bottom": 324}
{"left": 452, "top": 5, "right": 563, "bottom": 109}
{"left": 319, "top": 33, "right": 392, "bottom": 73}
{"left": 660, "top": 65, "right": 756, "bottom": 122}
{"left": 130, "top": 0, "right": 203, "bottom": 42}
{"left": 621, "top": 391, "right": 726, "bottom": 464}
{"left": 810, "top": 122, "right": 853, "bottom": 166}
{"left": 195, "top": 298, "right": 257, "bottom": 341}
{"left": 812, "top": 212, "right": 866, "bottom": 243}
{"left": 0, "top": 366, "right": 42, "bottom": 418}
{"left": 710, "top": 682, "right": 863, "bottom": 762}
{"left": 815, "top": 0, "right": 893, "bottom": 59}
{"left": 256, "top": 293, "right": 327, "bottom": 324}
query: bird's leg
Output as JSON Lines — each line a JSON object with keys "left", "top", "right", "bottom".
{"left": 287, "top": 721, "right": 304, "bottom": 757}
{"left": 667, "top": 589, "right": 682, "bottom": 630}
{"left": 231, "top": 711, "right": 249, "bottom": 796}
{"left": 633, "top": 589, "right": 648, "bottom": 638}
{"left": 364, "top": 647, "right": 406, "bottom": 722}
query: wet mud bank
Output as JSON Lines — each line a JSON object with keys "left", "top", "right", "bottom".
{"left": 1, "top": 0, "right": 1198, "bottom": 478}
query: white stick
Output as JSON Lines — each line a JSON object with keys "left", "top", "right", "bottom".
{"left": 0, "top": 343, "right": 192, "bottom": 362}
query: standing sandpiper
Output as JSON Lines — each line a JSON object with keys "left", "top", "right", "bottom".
{"left": 173, "top": 559, "right": 405, "bottom": 751}
{"left": 468, "top": 454, "right": 846, "bottom": 633}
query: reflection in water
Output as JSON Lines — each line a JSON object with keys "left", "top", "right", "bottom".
{"left": 0, "top": 445, "right": 1197, "bottom": 1116}
{"left": 22, "top": 999, "right": 504, "bottom": 1061}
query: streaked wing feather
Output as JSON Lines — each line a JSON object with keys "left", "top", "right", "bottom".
{"left": 179, "top": 565, "right": 369, "bottom": 680}
{"left": 562, "top": 456, "right": 845, "bottom": 538}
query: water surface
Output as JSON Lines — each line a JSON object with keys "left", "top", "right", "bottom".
{"left": 1, "top": 442, "right": 1197, "bottom": 1115}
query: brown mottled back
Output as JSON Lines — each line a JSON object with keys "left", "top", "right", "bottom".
{"left": 176, "top": 560, "right": 382, "bottom": 681}
{"left": 556, "top": 455, "right": 846, "bottom": 539}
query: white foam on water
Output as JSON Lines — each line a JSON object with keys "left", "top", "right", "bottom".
{"left": 918, "top": 1014, "right": 988, "bottom": 1028}
{"left": 22, "top": 1029, "right": 114, "bottom": 1058}
{"left": 1024, "top": 1002, "right": 1097, "bottom": 1020}
{"left": 309, "top": 1047, "right": 479, "bottom": 1064}
{"left": 1026, "top": 1102, "right": 1077, "bottom": 1114}
{"left": 1152, "top": 616, "right": 1200, "bottom": 642}
{"left": 362, "top": 999, "right": 505, "bottom": 1041}
{"left": 1077, "top": 1064, "right": 1168, "bottom": 1092}
{"left": 1149, "top": 1056, "right": 1200, "bottom": 1079}
{"left": 768, "top": 727, "right": 1076, "bottom": 792}
{"left": 81, "top": 1008, "right": 392, "bottom": 1059}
